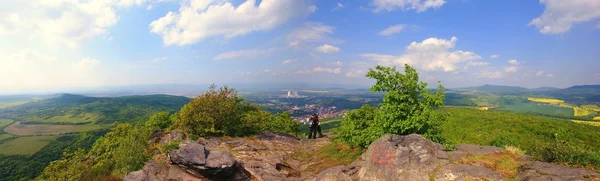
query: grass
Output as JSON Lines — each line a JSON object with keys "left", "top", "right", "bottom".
{"left": 459, "top": 151, "right": 524, "bottom": 178}
{"left": 0, "top": 119, "right": 14, "bottom": 128}
{"left": 4, "top": 122, "right": 110, "bottom": 136}
{"left": 0, "top": 135, "right": 58, "bottom": 155}
{"left": 572, "top": 120, "right": 600, "bottom": 127}
{"left": 527, "top": 97, "right": 564, "bottom": 104}
{"left": 20, "top": 112, "right": 100, "bottom": 124}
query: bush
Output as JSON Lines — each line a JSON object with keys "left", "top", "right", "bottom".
{"left": 161, "top": 140, "right": 180, "bottom": 153}
{"left": 335, "top": 64, "right": 447, "bottom": 147}
{"left": 174, "top": 84, "right": 300, "bottom": 137}
{"left": 145, "top": 112, "right": 171, "bottom": 130}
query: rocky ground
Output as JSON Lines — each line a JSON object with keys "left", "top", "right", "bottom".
{"left": 124, "top": 131, "right": 600, "bottom": 181}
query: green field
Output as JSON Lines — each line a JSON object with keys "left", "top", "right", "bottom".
{"left": 0, "top": 101, "right": 29, "bottom": 109}
{"left": 4, "top": 122, "right": 110, "bottom": 136}
{"left": 0, "top": 134, "right": 14, "bottom": 141}
{"left": 20, "top": 112, "right": 100, "bottom": 124}
{"left": 0, "top": 136, "right": 58, "bottom": 155}
{"left": 0, "top": 119, "right": 14, "bottom": 128}
{"left": 497, "top": 99, "right": 574, "bottom": 117}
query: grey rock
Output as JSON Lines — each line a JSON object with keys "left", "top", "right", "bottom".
{"left": 447, "top": 150, "right": 470, "bottom": 162}
{"left": 435, "top": 164, "right": 506, "bottom": 181}
{"left": 316, "top": 166, "right": 352, "bottom": 181}
{"left": 160, "top": 130, "right": 184, "bottom": 144}
{"left": 517, "top": 161, "right": 600, "bottom": 181}
{"left": 169, "top": 143, "right": 250, "bottom": 181}
{"left": 123, "top": 161, "right": 169, "bottom": 181}
{"left": 359, "top": 134, "right": 445, "bottom": 181}
{"left": 455, "top": 144, "right": 504, "bottom": 156}
{"left": 148, "top": 129, "right": 165, "bottom": 144}
{"left": 170, "top": 143, "right": 208, "bottom": 166}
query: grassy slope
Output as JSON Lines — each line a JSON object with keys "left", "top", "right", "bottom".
{"left": 0, "top": 136, "right": 59, "bottom": 155}
{"left": 441, "top": 107, "right": 600, "bottom": 157}
{"left": 0, "top": 119, "right": 13, "bottom": 128}
{"left": 4, "top": 122, "right": 109, "bottom": 136}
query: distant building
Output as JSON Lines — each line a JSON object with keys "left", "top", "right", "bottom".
{"left": 286, "top": 90, "right": 300, "bottom": 98}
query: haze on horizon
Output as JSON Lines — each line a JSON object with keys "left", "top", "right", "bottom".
{"left": 0, "top": 0, "right": 599, "bottom": 94}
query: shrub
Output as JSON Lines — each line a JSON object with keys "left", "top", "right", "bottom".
{"left": 145, "top": 112, "right": 171, "bottom": 130}
{"left": 335, "top": 64, "right": 447, "bottom": 147}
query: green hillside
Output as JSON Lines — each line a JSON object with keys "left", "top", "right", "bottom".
{"left": 0, "top": 94, "right": 190, "bottom": 124}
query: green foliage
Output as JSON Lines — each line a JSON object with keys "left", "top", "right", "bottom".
{"left": 161, "top": 140, "right": 180, "bottom": 153}
{"left": 37, "top": 123, "right": 151, "bottom": 180}
{"left": 335, "top": 65, "right": 447, "bottom": 147}
{"left": 145, "top": 112, "right": 172, "bottom": 130}
{"left": 175, "top": 85, "right": 300, "bottom": 137}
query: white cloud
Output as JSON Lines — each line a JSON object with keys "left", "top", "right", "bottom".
{"left": 315, "top": 44, "right": 340, "bottom": 53}
{"left": 297, "top": 66, "right": 341, "bottom": 74}
{"left": 0, "top": 0, "right": 146, "bottom": 48}
{"left": 281, "top": 59, "right": 297, "bottom": 65}
{"left": 378, "top": 24, "right": 405, "bottom": 36}
{"left": 214, "top": 48, "right": 277, "bottom": 60}
{"left": 466, "top": 61, "right": 489, "bottom": 67}
{"left": 504, "top": 66, "right": 519, "bottom": 73}
{"left": 477, "top": 70, "right": 503, "bottom": 79}
{"left": 287, "top": 22, "right": 334, "bottom": 47}
{"left": 536, "top": 70, "right": 545, "bottom": 76}
{"left": 508, "top": 59, "right": 520, "bottom": 65}
{"left": 146, "top": 4, "right": 153, "bottom": 10}
{"left": 372, "top": 0, "right": 446, "bottom": 13}
{"left": 263, "top": 69, "right": 271, "bottom": 73}
{"left": 490, "top": 54, "right": 500, "bottom": 59}
{"left": 546, "top": 73, "right": 555, "bottom": 77}
{"left": 345, "top": 70, "right": 365, "bottom": 77}
{"left": 150, "top": 0, "right": 315, "bottom": 46}
{"left": 529, "top": 0, "right": 600, "bottom": 34}
{"left": 75, "top": 58, "right": 101, "bottom": 69}
{"left": 334, "top": 2, "right": 344, "bottom": 10}
{"left": 333, "top": 61, "right": 343, "bottom": 66}
{"left": 361, "top": 36, "right": 481, "bottom": 72}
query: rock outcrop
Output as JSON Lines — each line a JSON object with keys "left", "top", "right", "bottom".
{"left": 126, "top": 131, "right": 600, "bottom": 181}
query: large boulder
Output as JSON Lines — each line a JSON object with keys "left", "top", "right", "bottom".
{"left": 123, "top": 161, "right": 203, "bottom": 181}
{"left": 169, "top": 143, "right": 250, "bottom": 181}
{"left": 517, "top": 161, "right": 600, "bottom": 181}
{"left": 358, "top": 134, "right": 446, "bottom": 181}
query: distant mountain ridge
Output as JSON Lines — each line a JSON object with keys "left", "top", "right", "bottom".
{"left": 452, "top": 84, "right": 600, "bottom": 94}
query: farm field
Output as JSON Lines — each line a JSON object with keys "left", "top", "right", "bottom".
{"left": 497, "top": 101, "right": 574, "bottom": 117}
{"left": 582, "top": 105, "right": 600, "bottom": 112}
{"left": 3, "top": 122, "right": 109, "bottom": 136}
{"left": 527, "top": 97, "right": 564, "bottom": 104}
{"left": 595, "top": 116, "right": 600, "bottom": 121}
{"left": 0, "top": 119, "right": 14, "bottom": 128}
{"left": 0, "top": 136, "right": 58, "bottom": 155}
{"left": 0, "top": 101, "right": 29, "bottom": 109}
{"left": 20, "top": 112, "right": 100, "bottom": 124}
{"left": 573, "top": 107, "right": 594, "bottom": 117}
{"left": 572, "top": 120, "right": 600, "bottom": 127}
{"left": 0, "top": 134, "right": 13, "bottom": 141}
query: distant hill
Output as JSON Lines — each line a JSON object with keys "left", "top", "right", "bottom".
{"left": 531, "top": 87, "right": 560, "bottom": 91}
{"left": 452, "top": 84, "right": 529, "bottom": 93}
{"left": 566, "top": 85, "right": 600, "bottom": 90}
{"left": 0, "top": 94, "right": 190, "bottom": 124}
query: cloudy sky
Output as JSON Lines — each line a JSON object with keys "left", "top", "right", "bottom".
{"left": 0, "top": 0, "right": 599, "bottom": 94}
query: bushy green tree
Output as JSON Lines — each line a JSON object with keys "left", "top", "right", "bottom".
{"left": 335, "top": 64, "right": 446, "bottom": 147}
{"left": 145, "top": 111, "right": 171, "bottom": 130}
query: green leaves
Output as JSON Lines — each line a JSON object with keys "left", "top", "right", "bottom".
{"left": 336, "top": 64, "right": 447, "bottom": 147}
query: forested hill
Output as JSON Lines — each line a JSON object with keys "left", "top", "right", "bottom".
{"left": 0, "top": 94, "right": 190, "bottom": 124}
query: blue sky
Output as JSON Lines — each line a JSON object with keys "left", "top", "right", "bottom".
{"left": 0, "top": 0, "right": 599, "bottom": 94}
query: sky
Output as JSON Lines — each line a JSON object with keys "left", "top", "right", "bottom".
{"left": 0, "top": 0, "right": 599, "bottom": 94}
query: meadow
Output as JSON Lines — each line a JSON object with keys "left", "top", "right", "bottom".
{"left": 0, "top": 101, "right": 29, "bottom": 109}
{"left": 527, "top": 97, "right": 564, "bottom": 104}
{"left": 4, "top": 122, "right": 108, "bottom": 136}
{"left": 19, "top": 112, "right": 100, "bottom": 124}
{"left": 0, "top": 136, "right": 58, "bottom": 155}
{"left": 574, "top": 107, "right": 594, "bottom": 117}
{"left": 0, "top": 134, "right": 13, "bottom": 141}
{"left": 582, "top": 105, "right": 600, "bottom": 112}
{"left": 0, "top": 119, "right": 14, "bottom": 128}
{"left": 497, "top": 100, "right": 574, "bottom": 117}
{"left": 595, "top": 116, "right": 600, "bottom": 121}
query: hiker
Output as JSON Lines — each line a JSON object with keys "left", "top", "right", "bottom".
{"left": 308, "top": 113, "right": 323, "bottom": 139}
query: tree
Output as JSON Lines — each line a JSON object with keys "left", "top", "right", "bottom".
{"left": 145, "top": 111, "right": 171, "bottom": 130}
{"left": 335, "top": 64, "right": 446, "bottom": 147}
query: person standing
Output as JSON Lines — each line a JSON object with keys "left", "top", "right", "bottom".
{"left": 315, "top": 114, "right": 323, "bottom": 138}
{"left": 308, "top": 114, "right": 318, "bottom": 139}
